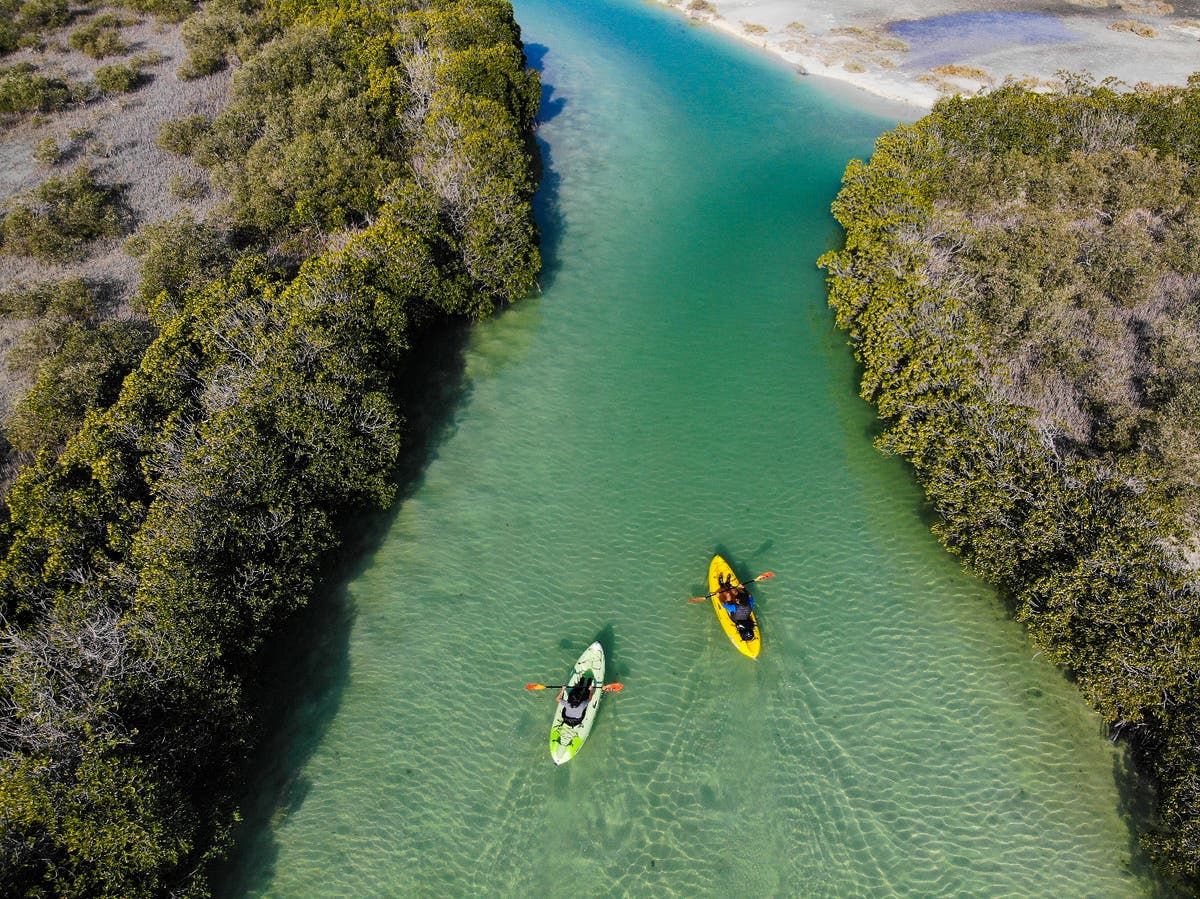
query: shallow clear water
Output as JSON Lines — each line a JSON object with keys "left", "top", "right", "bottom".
{"left": 888, "top": 12, "right": 1079, "bottom": 71}
{"left": 217, "top": 0, "right": 1153, "bottom": 895}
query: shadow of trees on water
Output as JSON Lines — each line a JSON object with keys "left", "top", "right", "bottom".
{"left": 209, "top": 317, "right": 477, "bottom": 896}
{"left": 526, "top": 42, "right": 566, "bottom": 295}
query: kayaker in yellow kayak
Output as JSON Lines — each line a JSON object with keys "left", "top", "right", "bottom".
{"left": 716, "top": 572, "right": 756, "bottom": 640}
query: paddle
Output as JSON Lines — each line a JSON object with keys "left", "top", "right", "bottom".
{"left": 688, "top": 571, "right": 774, "bottom": 602}
{"left": 524, "top": 683, "right": 624, "bottom": 692}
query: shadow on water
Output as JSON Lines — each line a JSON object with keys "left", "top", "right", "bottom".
{"left": 210, "top": 320, "right": 477, "bottom": 897}
{"left": 556, "top": 625, "right": 617, "bottom": 674}
{"left": 592, "top": 622, "right": 617, "bottom": 674}
{"left": 209, "top": 569, "right": 356, "bottom": 898}
{"left": 1111, "top": 745, "right": 1182, "bottom": 898}
{"left": 711, "top": 544, "right": 744, "bottom": 577}
{"left": 746, "top": 539, "right": 774, "bottom": 562}
{"left": 525, "top": 43, "right": 566, "bottom": 295}
{"left": 524, "top": 43, "right": 566, "bottom": 126}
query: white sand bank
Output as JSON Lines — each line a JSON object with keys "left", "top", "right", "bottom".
{"left": 651, "top": 0, "right": 1200, "bottom": 109}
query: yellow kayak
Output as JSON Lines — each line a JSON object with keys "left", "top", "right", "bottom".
{"left": 708, "top": 555, "right": 761, "bottom": 658}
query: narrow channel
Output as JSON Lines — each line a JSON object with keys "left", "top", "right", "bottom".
{"left": 219, "top": 0, "right": 1152, "bottom": 893}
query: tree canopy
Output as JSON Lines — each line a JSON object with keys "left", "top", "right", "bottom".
{"left": 0, "top": 0, "right": 541, "bottom": 893}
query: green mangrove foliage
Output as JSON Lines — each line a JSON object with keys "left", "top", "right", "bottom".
{"left": 125, "top": 214, "right": 234, "bottom": 317}
{"left": 93, "top": 62, "right": 144, "bottom": 94}
{"left": 0, "top": 0, "right": 540, "bottom": 894}
{"left": 8, "top": 319, "right": 153, "bottom": 456}
{"left": 177, "top": 0, "right": 277, "bottom": 79}
{"left": 820, "top": 75, "right": 1200, "bottom": 887}
{"left": 0, "top": 0, "right": 20, "bottom": 55}
{"left": 0, "top": 280, "right": 153, "bottom": 459}
{"left": 0, "top": 63, "right": 86, "bottom": 115}
{"left": 155, "top": 113, "right": 210, "bottom": 156}
{"left": 14, "top": 0, "right": 69, "bottom": 32}
{"left": 0, "top": 167, "right": 128, "bottom": 262}
{"left": 69, "top": 21, "right": 132, "bottom": 59}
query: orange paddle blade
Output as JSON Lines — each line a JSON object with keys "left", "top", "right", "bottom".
{"left": 753, "top": 571, "right": 775, "bottom": 581}
{"left": 602, "top": 683, "right": 624, "bottom": 692}
{"left": 524, "top": 683, "right": 549, "bottom": 690}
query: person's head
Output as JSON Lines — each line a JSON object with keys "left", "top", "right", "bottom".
{"left": 568, "top": 677, "right": 592, "bottom": 704}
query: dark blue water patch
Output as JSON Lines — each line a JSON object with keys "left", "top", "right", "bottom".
{"left": 888, "top": 12, "right": 1079, "bottom": 70}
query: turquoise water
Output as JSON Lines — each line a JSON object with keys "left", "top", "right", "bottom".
{"left": 217, "top": 0, "right": 1154, "bottom": 895}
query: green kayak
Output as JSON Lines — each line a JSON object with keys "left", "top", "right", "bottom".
{"left": 549, "top": 641, "right": 605, "bottom": 765}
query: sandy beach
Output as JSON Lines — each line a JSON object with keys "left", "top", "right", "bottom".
{"left": 652, "top": 0, "right": 1200, "bottom": 108}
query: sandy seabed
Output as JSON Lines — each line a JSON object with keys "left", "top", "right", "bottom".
{"left": 652, "top": 0, "right": 1200, "bottom": 109}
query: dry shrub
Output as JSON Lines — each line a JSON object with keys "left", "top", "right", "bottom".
{"left": 932, "top": 64, "right": 993, "bottom": 83}
{"left": 0, "top": 167, "right": 128, "bottom": 262}
{"left": 0, "top": 20, "right": 17, "bottom": 55}
{"left": 69, "top": 22, "right": 132, "bottom": 59}
{"left": 917, "top": 73, "right": 957, "bottom": 94}
{"left": 94, "top": 63, "right": 143, "bottom": 93}
{"left": 167, "top": 173, "right": 207, "bottom": 199}
{"left": 1109, "top": 19, "right": 1158, "bottom": 36}
{"left": 786, "top": 21, "right": 805, "bottom": 32}
{"left": 117, "top": 0, "right": 194, "bottom": 24}
{"left": 844, "top": 61, "right": 866, "bottom": 73}
{"left": 33, "top": 137, "right": 61, "bottom": 166}
{"left": 687, "top": 0, "right": 715, "bottom": 12}
{"left": 155, "top": 114, "right": 209, "bottom": 155}
{"left": 830, "top": 26, "right": 906, "bottom": 51}
{"left": 1119, "top": 0, "right": 1172, "bottom": 13}
{"left": 0, "top": 65, "right": 85, "bottom": 114}
{"left": 130, "top": 50, "right": 168, "bottom": 67}
{"left": 0, "top": 277, "right": 98, "bottom": 320}
{"left": 742, "top": 22, "right": 767, "bottom": 34}
{"left": 177, "top": 0, "right": 275, "bottom": 80}
{"left": 1009, "top": 75, "right": 1061, "bottom": 92}
{"left": 15, "top": 0, "right": 69, "bottom": 31}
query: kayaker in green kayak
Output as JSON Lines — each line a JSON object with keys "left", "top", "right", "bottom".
{"left": 524, "top": 643, "right": 623, "bottom": 765}
{"left": 556, "top": 677, "right": 594, "bottom": 726}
